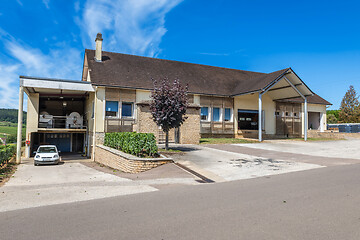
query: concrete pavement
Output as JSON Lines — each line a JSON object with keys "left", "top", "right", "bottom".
{"left": 0, "top": 159, "right": 198, "bottom": 212}
{"left": 1, "top": 162, "right": 360, "bottom": 240}
{"left": 234, "top": 139, "right": 360, "bottom": 160}
{"left": 171, "top": 144, "right": 323, "bottom": 182}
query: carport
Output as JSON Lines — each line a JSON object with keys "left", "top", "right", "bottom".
{"left": 253, "top": 69, "right": 314, "bottom": 141}
{"left": 16, "top": 76, "right": 95, "bottom": 163}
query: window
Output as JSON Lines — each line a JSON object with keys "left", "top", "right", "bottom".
{"left": 105, "top": 101, "right": 118, "bottom": 117}
{"left": 275, "top": 111, "right": 280, "bottom": 116}
{"left": 212, "top": 107, "right": 220, "bottom": 122}
{"left": 201, "top": 107, "right": 209, "bottom": 121}
{"left": 122, "top": 102, "right": 133, "bottom": 117}
{"left": 224, "top": 108, "right": 231, "bottom": 121}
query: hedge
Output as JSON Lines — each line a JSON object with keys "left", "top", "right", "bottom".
{"left": 104, "top": 132, "right": 158, "bottom": 157}
{"left": 0, "top": 145, "right": 16, "bottom": 167}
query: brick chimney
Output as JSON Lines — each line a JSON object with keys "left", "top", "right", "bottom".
{"left": 95, "top": 33, "right": 103, "bottom": 62}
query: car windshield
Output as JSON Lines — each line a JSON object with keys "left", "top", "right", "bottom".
{"left": 38, "top": 147, "right": 57, "bottom": 153}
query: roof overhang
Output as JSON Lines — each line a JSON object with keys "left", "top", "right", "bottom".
{"left": 233, "top": 68, "right": 314, "bottom": 101}
{"left": 20, "top": 76, "right": 95, "bottom": 96}
{"left": 261, "top": 68, "right": 313, "bottom": 100}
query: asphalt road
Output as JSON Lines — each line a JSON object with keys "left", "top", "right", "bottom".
{"left": 1, "top": 163, "right": 360, "bottom": 240}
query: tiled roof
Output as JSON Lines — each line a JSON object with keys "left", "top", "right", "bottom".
{"left": 85, "top": 49, "right": 330, "bottom": 105}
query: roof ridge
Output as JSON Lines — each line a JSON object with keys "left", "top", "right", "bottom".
{"left": 85, "top": 49, "right": 268, "bottom": 75}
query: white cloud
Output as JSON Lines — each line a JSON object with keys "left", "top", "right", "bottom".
{"left": 42, "top": 0, "right": 50, "bottom": 9}
{"left": 79, "top": 0, "right": 183, "bottom": 57}
{"left": 0, "top": 32, "right": 82, "bottom": 109}
{"left": 0, "top": 63, "right": 21, "bottom": 109}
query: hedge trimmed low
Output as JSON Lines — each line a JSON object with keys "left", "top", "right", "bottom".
{"left": 0, "top": 145, "right": 16, "bottom": 167}
{"left": 104, "top": 132, "right": 158, "bottom": 158}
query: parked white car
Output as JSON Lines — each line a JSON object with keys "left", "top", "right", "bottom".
{"left": 34, "top": 145, "right": 60, "bottom": 166}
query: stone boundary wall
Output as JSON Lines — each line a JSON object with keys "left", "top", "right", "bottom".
{"left": 307, "top": 130, "right": 360, "bottom": 139}
{"left": 95, "top": 145, "right": 173, "bottom": 173}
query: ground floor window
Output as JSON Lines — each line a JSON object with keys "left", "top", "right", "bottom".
{"left": 121, "top": 102, "right": 133, "bottom": 117}
{"left": 224, "top": 108, "right": 232, "bottom": 121}
{"left": 105, "top": 101, "right": 118, "bottom": 117}
{"left": 212, "top": 107, "right": 221, "bottom": 122}
{"left": 201, "top": 107, "right": 209, "bottom": 121}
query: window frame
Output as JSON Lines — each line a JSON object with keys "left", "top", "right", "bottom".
{"left": 121, "top": 102, "right": 134, "bottom": 118}
{"left": 200, "top": 106, "right": 210, "bottom": 122}
{"left": 224, "top": 108, "right": 232, "bottom": 122}
{"left": 212, "top": 107, "right": 222, "bottom": 122}
{"left": 105, "top": 101, "right": 119, "bottom": 118}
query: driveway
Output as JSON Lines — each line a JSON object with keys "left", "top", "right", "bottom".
{"left": 171, "top": 145, "right": 323, "bottom": 182}
{"left": 0, "top": 157, "right": 197, "bottom": 212}
{"left": 171, "top": 139, "right": 360, "bottom": 182}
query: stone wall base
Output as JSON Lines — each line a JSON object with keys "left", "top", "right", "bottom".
{"left": 94, "top": 145, "right": 173, "bottom": 173}
{"left": 307, "top": 130, "right": 360, "bottom": 139}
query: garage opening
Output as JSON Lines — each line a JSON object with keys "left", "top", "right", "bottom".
{"left": 238, "top": 110, "right": 264, "bottom": 131}
{"left": 30, "top": 132, "right": 85, "bottom": 156}
{"left": 308, "top": 112, "right": 320, "bottom": 130}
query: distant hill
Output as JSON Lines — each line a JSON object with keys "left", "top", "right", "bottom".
{"left": 0, "top": 109, "right": 27, "bottom": 123}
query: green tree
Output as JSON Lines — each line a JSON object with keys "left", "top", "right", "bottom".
{"left": 327, "top": 114, "right": 338, "bottom": 124}
{"left": 339, "top": 85, "right": 360, "bottom": 123}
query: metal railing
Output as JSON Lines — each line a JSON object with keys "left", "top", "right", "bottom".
{"left": 38, "top": 116, "right": 86, "bottom": 129}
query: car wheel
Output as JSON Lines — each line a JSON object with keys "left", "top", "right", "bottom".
{"left": 34, "top": 162, "right": 38, "bottom": 166}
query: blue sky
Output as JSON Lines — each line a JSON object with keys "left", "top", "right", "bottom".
{"left": 1, "top": 0, "right": 360, "bottom": 109}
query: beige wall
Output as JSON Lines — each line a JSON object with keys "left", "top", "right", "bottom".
{"left": 95, "top": 87, "right": 105, "bottom": 132}
{"left": 136, "top": 90, "right": 151, "bottom": 102}
{"left": 234, "top": 93, "right": 276, "bottom": 135}
{"left": 26, "top": 93, "right": 39, "bottom": 141}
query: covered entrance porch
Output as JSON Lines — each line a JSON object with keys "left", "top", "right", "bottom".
{"left": 234, "top": 68, "right": 314, "bottom": 141}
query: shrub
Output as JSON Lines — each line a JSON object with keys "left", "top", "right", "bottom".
{"left": 0, "top": 145, "right": 16, "bottom": 167}
{"left": 104, "top": 132, "right": 158, "bottom": 158}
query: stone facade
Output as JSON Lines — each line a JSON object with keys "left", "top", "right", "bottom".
{"left": 136, "top": 103, "right": 200, "bottom": 144}
{"left": 307, "top": 130, "right": 360, "bottom": 139}
{"left": 179, "top": 107, "right": 201, "bottom": 144}
{"left": 95, "top": 145, "right": 173, "bottom": 173}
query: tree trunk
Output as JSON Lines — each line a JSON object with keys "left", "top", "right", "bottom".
{"left": 165, "top": 131, "right": 169, "bottom": 150}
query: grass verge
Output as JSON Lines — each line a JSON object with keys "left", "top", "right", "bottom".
{"left": 0, "top": 162, "right": 17, "bottom": 187}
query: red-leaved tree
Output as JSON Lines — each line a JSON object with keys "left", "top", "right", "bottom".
{"left": 150, "top": 78, "right": 188, "bottom": 150}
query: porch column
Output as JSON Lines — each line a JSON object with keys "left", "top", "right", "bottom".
{"left": 320, "top": 112, "right": 325, "bottom": 132}
{"left": 92, "top": 87, "right": 97, "bottom": 160}
{"left": 304, "top": 97, "right": 308, "bottom": 141}
{"left": 16, "top": 86, "right": 24, "bottom": 164}
{"left": 258, "top": 92, "right": 262, "bottom": 142}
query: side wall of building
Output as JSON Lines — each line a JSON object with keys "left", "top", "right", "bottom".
{"left": 301, "top": 103, "right": 327, "bottom": 134}
{"left": 26, "top": 93, "right": 39, "bottom": 142}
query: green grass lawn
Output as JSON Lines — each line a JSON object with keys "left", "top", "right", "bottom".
{"left": 200, "top": 138, "right": 257, "bottom": 144}
{"left": 158, "top": 148, "right": 183, "bottom": 153}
